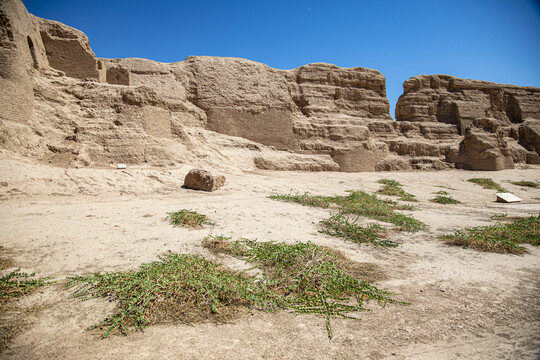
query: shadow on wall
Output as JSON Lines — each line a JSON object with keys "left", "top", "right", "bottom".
{"left": 27, "top": 36, "right": 38, "bottom": 69}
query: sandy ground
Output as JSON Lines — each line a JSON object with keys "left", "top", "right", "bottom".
{"left": 0, "top": 152, "right": 539, "bottom": 359}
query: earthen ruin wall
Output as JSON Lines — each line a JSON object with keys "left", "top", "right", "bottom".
{"left": 1, "top": 0, "right": 539, "bottom": 171}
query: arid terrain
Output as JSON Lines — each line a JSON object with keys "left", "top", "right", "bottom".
{"left": 0, "top": 150, "right": 539, "bottom": 359}
{"left": 1, "top": 0, "right": 540, "bottom": 358}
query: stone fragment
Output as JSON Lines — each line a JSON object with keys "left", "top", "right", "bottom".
{"left": 495, "top": 193, "right": 522, "bottom": 203}
{"left": 183, "top": 169, "right": 225, "bottom": 192}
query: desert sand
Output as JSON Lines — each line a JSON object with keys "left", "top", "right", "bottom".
{"left": 0, "top": 150, "right": 539, "bottom": 360}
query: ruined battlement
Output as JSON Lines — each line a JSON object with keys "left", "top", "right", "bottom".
{"left": 1, "top": 0, "right": 539, "bottom": 171}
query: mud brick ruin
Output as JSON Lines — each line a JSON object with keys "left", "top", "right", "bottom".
{"left": 1, "top": 0, "right": 539, "bottom": 172}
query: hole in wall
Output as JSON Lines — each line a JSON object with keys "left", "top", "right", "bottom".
{"left": 505, "top": 95, "right": 522, "bottom": 123}
{"left": 27, "top": 36, "right": 38, "bottom": 69}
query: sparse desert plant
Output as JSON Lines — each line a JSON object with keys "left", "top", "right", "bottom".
{"left": 66, "top": 253, "right": 275, "bottom": 338}
{"left": 440, "top": 215, "right": 540, "bottom": 254}
{"left": 269, "top": 190, "right": 427, "bottom": 233}
{"left": 490, "top": 213, "right": 508, "bottom": 220}
{"left": 0, "top": 269, "right": 50, "bottom": 308}
{"left": 436, "top": 185, "right": 455, "bottom": 190}
{"left": 467, "top": 178, "right": 507, "bottom": 192}
{"left": 167, "top": 209, "right": 214, "bottom": 227}
{"left": 430, "top": 196, "right": 461, "bottom": 204}
{"left": 377, "top": 178, "right": 401, "bottom": 187}
{"left": 0, "top": 251, "right": 51, "bottom": 352}
{"left": 228, "top": 238, "right": 407, "bottom": 338}
{"left": 376, "top": 179, "right": 418, "bottom": 202}
{"left": 489, "top": 213, "right": 522, "bottom": 221}
{"left": 68, "top": 237, "right": 407, "bottom": 339}
{"left": 335, "top": 190, "right": 427, "bottom": 232}
{"left": 509, "top": 180, "right": 539, "bottom": 188}
{"left": 433, "top": 190, "right": 449, "bottom": 195}
{"left": 267, "top": 192, "right": 331, "bottom": 208}
{"left": 320, "top": 212, "right": 398, "bottom": 247}
{"left": 202, "top": 234, "right": 234, "bottom": 255}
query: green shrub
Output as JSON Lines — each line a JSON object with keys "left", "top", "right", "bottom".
{"left": 441, "top": 215, "right": 540, "bottom": 254}
{"left": 509, "top": 181, "right": 539, "bottom": 188}
{"left": 68, "top": 238, "right": 407, "bottom": 339}
{"left": 0, "top": 251, "right": 51, "bottom": 352}
{"left": 0, "top": 269, "right": 50, "bottom": 307}
{"left": 430, "top": 196, "right": 461, "bottom": 204}
{"left": 167, "top": 209, "right": 214, "bottom": 227}
{"left": 67, "top": 253, "right": 274, "bottom": 338}
{"left": 320, "top": 213, "right": 398, "bottom": 247}
{"left": 376, "top": 179, "right": 418, "bottom": 202}
{"left": 467, "top": 178, "right": 506, "bottom": 192}
{"left": 228, "top": 238, "right": 407, "bottom": 338}
{"left": 336, "top": 191, "right": 427, "bottom": 232}
{"left": 269, "top": 190, "right": 427, "bottom": 233}
{"left": 268, "top": 192, "right": 331, "bottom": 208}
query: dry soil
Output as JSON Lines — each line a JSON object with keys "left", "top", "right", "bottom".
{"left": 1, "top": 152, "right": 539, "bottom": 359}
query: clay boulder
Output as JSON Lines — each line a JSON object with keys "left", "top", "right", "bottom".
{"left": 183, "top": 169, "right": 225, "bottom": 192}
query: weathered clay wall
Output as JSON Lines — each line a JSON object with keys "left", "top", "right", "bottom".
{"left": 181, "top": 56, "right": 297, "bottom": 150}
{"left": 37, "top": 17, "right": 99, "bottom": 80}
{"left": 206, "top": 108, "right": 297, "bottom": 150}
{"left": 105, "top": 66, "right": 130, "bottom": 85}
{"left": 100, "top": 56, "right": 396, "bottom": 163}
{"left": 283, "top": 63, "right": 391, "bottom": 119}
{"left": 0, "top": 0, "right": 48, "bottom": 124}
{"left": 396, "top": 75, "right": 540, "bottom": 128}
{"left": 395, "top": 75, "right": 540, "bottom": 170}
{"left": 1, "top": 0, "right": 539, "bottom": 172}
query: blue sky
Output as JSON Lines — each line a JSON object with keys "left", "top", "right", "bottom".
{"left": 24, "top": 0, "right": 540, "bottom": 119}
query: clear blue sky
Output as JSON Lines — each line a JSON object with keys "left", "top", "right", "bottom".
{"left": 24, "top": 0, "right": 540, "bottom": 119}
